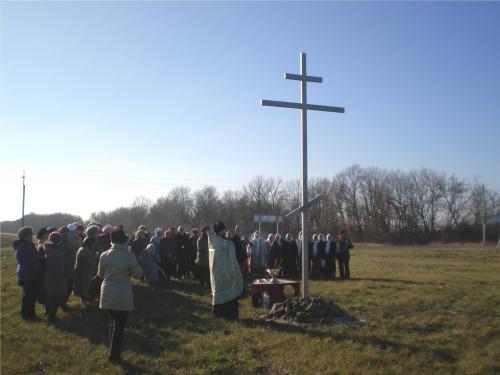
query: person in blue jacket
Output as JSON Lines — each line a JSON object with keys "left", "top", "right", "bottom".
{"left": 14, "top": 227, "right": 39, "bottom": 320}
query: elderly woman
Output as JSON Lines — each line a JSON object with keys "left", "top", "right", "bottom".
{"left": 44, "top": 231, "right": 66, "bottom": 324}
{"left": 74, "top": 237, "right": 98, "bottom": 306}
{"left": 98, "top": 227, "right": 143, "bottom": 362}
{"left": 131, "top": 229, "right": 149, "bottom": 258}
{"left": 138, "top": 244, "right": 162, "bottom": 287}
{"left": 208, "top": 221, "right": 243, "bottom": 320}
{"left": 14, "top": 227, "right": 39, "bottom": 320}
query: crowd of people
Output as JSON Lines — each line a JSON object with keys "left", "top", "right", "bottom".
{"left": 13, "top": 221, "right": 353, "bottom": 363}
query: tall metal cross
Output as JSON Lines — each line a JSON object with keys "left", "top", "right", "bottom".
{"left": 261, "top": 52, "right": 345, "bottom": 298}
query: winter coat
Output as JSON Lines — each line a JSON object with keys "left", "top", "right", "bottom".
{"left": 159, "top": 237, "right": 177, "bottom": 263}
{"left": 131, "top": 237, "right": 149, "bottom": 257}
{"left": 138, "top": 249, "right": 161, "bottom": 283}
{"left": 196, "top": 234, "right": 209, "bottom": 266}
{"left": 271, "top": 240, "right": 285, "bottom": 268}
{"left": 44, "top": 242, "right": 66, "bottom": 295}
{"left": 336, "top": 238, "right": 353, "bottom": 256}
{"left": 14, "top": 240, "right": 39, "bottom": 283}
{"left": 233, "top": 234, "right": 246, "bottom": 267}
{"left": 150, "top": 235, "right": 162, "bottom": 255}
{"left": 208, "top": 232, "right": 243, "bottom": 305}
{"left": 61, "top": 237, "right": 76, "bottom": 281}
{"left": 98, "top": 243, "right": 143, "bottom": 311}
{"left": 248, "top": 237, "right": 267, "bottom": 268}
{"left": 73, "top": 245, "right": 96, "bottom": 299}
{"left": 67, "top": 231, "right": 82, "bottom": 255}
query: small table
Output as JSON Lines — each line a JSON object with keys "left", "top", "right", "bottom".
{"left": 251, "top": 278, "right": 300, "bottom": 306}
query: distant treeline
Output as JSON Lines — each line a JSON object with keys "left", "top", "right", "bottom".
{"left": 2, "top": 165, "right": 498, "bottom": 244}
{"left": 88, "top": 165, "right": 499, "bottom": 244}
{"left": 0, "top": 213, "right": 83, "bottom": 236}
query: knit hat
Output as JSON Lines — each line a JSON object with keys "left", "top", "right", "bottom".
{"left": 213, "top": 221, "right": 225, "bottom": 234}
{"left": 86, "top": 225, "right": 100, "bottom": 237}
{"left": 154, "top": 227, "right": 163, "bottom": 236}
{"left": 17, "top": 226, "right": 33, "bottom": 240}
{"left": 102, "top": 224, "right": 114, "bottom": 234}
{"left": 110, "top": 227, "right": 128, "bottom": 244}
{"left": 36, "top": 227, "right": 49, "bottom": 240}
{"left": 67, "top": 223, "right": 78, "bottom": 232}
{"left": 49, "top": 231, "right": 62, "bottom": 244}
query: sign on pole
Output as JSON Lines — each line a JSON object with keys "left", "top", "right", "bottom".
{"left": 261, "top": 53, "right": 345, "bottom": 298}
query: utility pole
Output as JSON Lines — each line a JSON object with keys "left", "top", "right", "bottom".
{"left": 21, "top": 171, "right": 26, "bottom": 227}
{"left": 482, "top": 184, "right": 486, "bottom": 249}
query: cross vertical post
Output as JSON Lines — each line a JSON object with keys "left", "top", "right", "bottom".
{"left": 261, "top": 52, "right": 345, "bottom": 298}
{"left": 300, "top": 53, "right": 309, "bottom": 298}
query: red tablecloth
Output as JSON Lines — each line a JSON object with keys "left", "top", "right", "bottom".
{"left": 251, "top": 278, "right": 300, "bottom": 301}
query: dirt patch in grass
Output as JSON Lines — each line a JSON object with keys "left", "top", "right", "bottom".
{"left": 265, "top": 296, "right": 364, "bottom": 326}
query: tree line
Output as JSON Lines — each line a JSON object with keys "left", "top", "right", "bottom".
{"left": 89, "top": 165, "right": 499, "bottom": 244}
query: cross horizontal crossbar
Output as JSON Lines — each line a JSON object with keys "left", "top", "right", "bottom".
{"left": 261, "top": 100, "right": 345, "bottom": 113}
{"left": 285, "top": 194, "right": 323, "bottom": 219}
{"left": 284, "top": 73, "right": 323, "bottom": 83}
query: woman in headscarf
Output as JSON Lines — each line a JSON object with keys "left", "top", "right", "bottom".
{"left": 44, "top": 231, "right": 66, "bottom": 323}
{"left": 138, "top": 243, "right": 162, "bottom": 287}
{"left": 208, "top": 221, "right": 243, "bottom": 320}
{"left": 14, "top": 227, "right": 39, "bottom": 320}
{"left": 131, "top": 229, "right": 149, "bottom": 258}
{"left": 74, "top": 236, "right": 98, "bottom": 306}
{"left": 150, "top": 228, "right": 163, "bottom": 256}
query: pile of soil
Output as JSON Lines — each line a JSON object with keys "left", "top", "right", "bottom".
{"left": 266, "top": 296, "right": 362, "bottom": 325}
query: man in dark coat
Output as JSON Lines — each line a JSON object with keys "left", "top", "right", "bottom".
{"left": 271, "top": 234, "right": 285, "bottom": 273}
{"left": 336, "top": 230, "right": 354, "bottom": 279}
{"left": 323, "top": 234, "right": 336, "bottom": 279}
{"left": 232, "top": 225, "right": 247, "bottom": 272}
{"left": 308, "top": 234, "right": 321, "bottom": 279}
{"left": 283, "top": 234, "right": 299, "bottom": 279}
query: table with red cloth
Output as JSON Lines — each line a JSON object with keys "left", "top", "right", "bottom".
{"left": 251, "top": 278, "right": 300, "bottom": 305}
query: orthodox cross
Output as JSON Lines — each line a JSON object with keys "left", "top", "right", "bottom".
{"left": 261, "top": 52, "right": 345, "bottom": 298}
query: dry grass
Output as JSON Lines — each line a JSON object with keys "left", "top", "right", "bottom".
{"left": 1, "top": 243, "right": 499, "bottom": 374}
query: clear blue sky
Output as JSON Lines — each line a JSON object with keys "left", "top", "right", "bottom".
{"left": 1, "top": 1, "right": 499, "bottom": 221}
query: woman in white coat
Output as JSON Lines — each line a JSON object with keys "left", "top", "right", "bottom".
{"left": 98, "top": 227, "right": 143, "bottom": 363}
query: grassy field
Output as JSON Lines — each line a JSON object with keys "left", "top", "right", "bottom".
{"left": 1, "top": 242, "right": 499, "bottom": 375}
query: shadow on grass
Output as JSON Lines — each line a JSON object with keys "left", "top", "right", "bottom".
{"left": 54, "top": 281, "right": 222, "bottom": 359}
{"left": 239, "top": 317, "right": 458, "bottom": 364}
{"left": 347, "top": 277, "right": 442, "bottom": 286}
